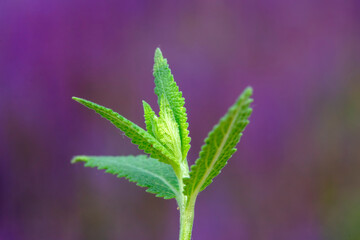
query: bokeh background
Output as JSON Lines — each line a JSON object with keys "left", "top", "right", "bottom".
{"left": 1, "top": 0, "right": 360, "bottom": 239}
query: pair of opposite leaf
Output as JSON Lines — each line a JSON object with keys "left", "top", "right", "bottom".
{"left": 72, "top": 48, "right": 253, "bottom": 204}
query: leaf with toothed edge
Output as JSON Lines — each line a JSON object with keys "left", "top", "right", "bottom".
{"left": 184, "top": 87, "right": 253, "bottom": 196}
{"left": 71, "top": 48, "right": 255, "bottom": 240}
{"left": 153, "top": 48, "right": 191, "bottom": 161}
{"left": 72, "top": 97, "right": 180, "bottom": 173}
{"left": 72, "top": 155, "right": 180, "bottom": 200}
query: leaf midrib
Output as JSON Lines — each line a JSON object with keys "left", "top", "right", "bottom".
{"left": 191, "top": 104, "right": 243, "bottom": 197}
{"left": 102, "top": 158, "right": 180, "bottom": 199}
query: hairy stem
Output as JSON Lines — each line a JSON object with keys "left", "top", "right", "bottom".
{"left": 177, "top": 160, "right": 196, "bottom": 240}
{"left": 179, "top": 196, "right": 196, "bottom": 240}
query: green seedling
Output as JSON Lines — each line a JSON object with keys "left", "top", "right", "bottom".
{"left": 72, "top": 48, "right": 253, "bottom": 240}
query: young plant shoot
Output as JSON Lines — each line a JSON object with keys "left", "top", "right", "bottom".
{"left": 72, "top": 48, "right": 253, "bottom": 240}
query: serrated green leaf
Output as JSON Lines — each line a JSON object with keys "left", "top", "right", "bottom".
{"left": 152, "top": 95, "right": 182, "bottom": 161}
{"left": 142, "top": 100, "right": 156, "bottom": 136}
{"left": 184, "top": 87, "right": 253, "bottom": 196}
{"left": 72, "top": 155, "right": 180, "bottom": 200}
{"left": 72, "top": 97, "right": 180, "bottom": 172}
{"left": 153, "top": 48, "right": 191, "bottom": 161}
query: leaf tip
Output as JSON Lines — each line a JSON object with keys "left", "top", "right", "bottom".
{"left": 71, "top": 155, "right": 89, "bottom": 164}
{"left": 142, "top": 100, "right": 149, "bottom": 107}
{"left": 72, "top": 97, "right": 85, "bottom": 104}
{"left": 244, "top": 86, "right": 253, "bottom": 96}
{"left": 155, "top": 47, "right": 163, "bottom": 59}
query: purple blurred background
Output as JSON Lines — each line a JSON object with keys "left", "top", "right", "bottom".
{"left": 1, "top": 0, "right": 360, "bottom": 239}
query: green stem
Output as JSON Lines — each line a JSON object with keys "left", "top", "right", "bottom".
{"left": 176, "top": 160, "right": 195, "bottom": 240}
{"left": 179, "top": 197, "right": 195, "bottom": 240}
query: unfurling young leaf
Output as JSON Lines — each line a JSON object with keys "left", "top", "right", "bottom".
{"left": 72, "top": 155, "right": 180, "bottom": 200}
{"left": 142, "top": 100, "right": 156, "bottom": 136}
{"left": 153, "top": 48, "right": 191, "bottom": 162}
{"left": 71, "top": 48, "right": 253, "bottom": 240}
{"left": 152, "top": 95, "right": 182, "bottom": 162}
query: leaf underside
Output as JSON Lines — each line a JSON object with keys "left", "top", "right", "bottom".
{"left": 72, "top": 155, "right": 180, "bottom": 199}
{"left": 184, "top": 87, "right": 253, "bottom": 196}
{"left": 153, "top": 48, "right": 191, "bottom": 161}
{"left": 72, "top": 97, "right": 179, "bottom": 170}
